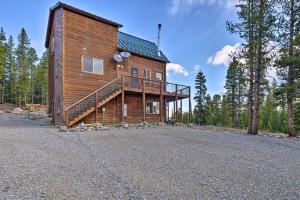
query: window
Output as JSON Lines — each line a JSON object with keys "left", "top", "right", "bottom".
{"left": 142, "top": 69, "right": 151, "bottom": 80}
{"left": 156, "top": 72, "right": 163, "bottom": 81}
{"left": 82, "top": 56, "right": 103, "bottom": 75}
{"left": 146, "top": 101, "right": 160, "bottom": 114}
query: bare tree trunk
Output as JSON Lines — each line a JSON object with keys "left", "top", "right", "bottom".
{"left": 247, "top": 0, "right": 254, "bottom": 134}
{"left": 287, "top": 0, "right": 296, "bottom": 137}
{"left": 251, "top": 0, "right": 264, "bottom": 135}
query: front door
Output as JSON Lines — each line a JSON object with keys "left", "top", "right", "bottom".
{"left": 130, "top": 67, "right": 139, "bottom": 88}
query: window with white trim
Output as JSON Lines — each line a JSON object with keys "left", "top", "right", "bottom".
{"left": 142, "top": 68, "right": 151, "bottom": 80}
{"left": 146, "top": 101, "right": 160, "bottom": 114}
{"left": 156, "top": 72, "right": 163, "bottom": 81}
{"left": 82, "top": 56, "right": 103, "bottom": 75}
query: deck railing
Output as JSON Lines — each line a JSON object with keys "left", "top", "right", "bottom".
{"left": 123, "top": 75, "right": 190, "bottom": 96}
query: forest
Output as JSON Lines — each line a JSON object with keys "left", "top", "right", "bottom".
{"left": 192, "top": 0, "right": 300, "bottom": 136}
{"left": 0, "top": 28, "right": 48, "bottom": 106}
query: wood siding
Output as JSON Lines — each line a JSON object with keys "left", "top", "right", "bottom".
{"left": 63, "top": 9, "right": 118, "bottom": 108}
{"left": 48, "top": 8, "right": 64, "bottom": 125}
{"left": 118, "top": 55, "right": 166, "bottom": 81}
{"left": 83, "top": 93, "right": 165, "bottom": 124}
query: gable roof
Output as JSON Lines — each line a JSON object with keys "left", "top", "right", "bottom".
{"left": 117, "top": 32, "right": 169, "bottom": 63}
{"left": 45, "top": 2, "right": 122, "bottom": 48}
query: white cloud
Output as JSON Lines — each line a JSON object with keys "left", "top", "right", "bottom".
{"left": 166, "top": 63, "right": 189, "bottom": 76}
{"left": 207, "top": 43, "right": 240, "bottom": 66}
{"left": 193, "top": 64, "right": 201, "bottom": 72}
{"left": 169, "top": 0, "right": 237, "bottom": 15}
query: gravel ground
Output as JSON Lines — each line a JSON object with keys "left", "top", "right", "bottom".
{"left": 0, "top": 114, "right": 299, "bottom": 200}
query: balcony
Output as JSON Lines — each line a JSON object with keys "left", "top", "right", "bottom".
{"left": 122, "top": 75, "right": 190, "bottom": 99}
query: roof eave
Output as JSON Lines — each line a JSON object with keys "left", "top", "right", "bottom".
{"left": 118, "top": 47, "right": 170, "bottom": 63}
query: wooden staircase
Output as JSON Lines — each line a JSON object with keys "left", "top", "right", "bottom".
{"left": 64, "top": 77, "right": 122, "bottom": 127}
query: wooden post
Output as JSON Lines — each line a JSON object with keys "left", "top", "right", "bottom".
{"left": 180, "top": 99, "right": 183, "bottom": 123}
{"left": 121, "top": 76, "right": 124, "bottom": 122}
{"left": 65, "top": 110, "right": 69, "bottom": 127}
{"left": 160, "top": 82, "right": 163, "bottom": 122}
{"left": 95, "top": 93, "right": 99, "bottom": 123}
{"left": 142, "top": 79, "right": 145, "bottom": 122}
{"left": 175, "top": 84, "right": 178, "bottom": 122}
{"left": 189, "top": 86, "right": 192, "bottom": 123}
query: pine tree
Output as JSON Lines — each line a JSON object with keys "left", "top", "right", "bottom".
{"left": 0, "top": 28, "right": 7, "bottom": 103}
{"left": 221, "top": 95, "right": 231, "bottom": 127}
{"left": 276, "top": 0, "right": 300, "bottom": 136}
{"left": 16, "top": 28, "right": 31, "bottom": 106}
{"left": 193, "top": 71, "right": 207, "bottom": 125}
{"left": 6, "top": 35, "right": 17, "bottom": 103}
{"left": 227, "top": 0, "right": 256, "bottom": 134}
{"left": 33, "top": 50, "right": 48, "bottom": 104}
{"left": 228, "top": 0, "right": 278, "bottom": 135}
{"left": 27, "top": 47, "right": 38, "bottom": 103}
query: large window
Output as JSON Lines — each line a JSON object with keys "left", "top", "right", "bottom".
{"left": 156, "top": 72, "right": 163, "bottom": 81}
{"left": 146, "top": 101, "right": 160, "bottom": 114}
{"left": 82, "top": 56, "right": 103, "bottom": 75}
{"left": 142, "top": 68, "right": 151, "bottom": 80}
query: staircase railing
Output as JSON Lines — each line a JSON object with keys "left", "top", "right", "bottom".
{"left": 64, "top": 76, "right": 122, "bottom": 126}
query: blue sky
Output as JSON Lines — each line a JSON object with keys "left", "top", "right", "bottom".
{"left": 0, "top": 0, "right": 241, "bottom": 109}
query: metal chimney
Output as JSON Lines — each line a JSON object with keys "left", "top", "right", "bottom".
{"left": 157, "top": 24, "right": 162, "bottom": 56}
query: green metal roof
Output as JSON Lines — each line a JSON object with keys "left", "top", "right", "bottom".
{"left": 117, "top": 31, "right": 169, "bottom": 63}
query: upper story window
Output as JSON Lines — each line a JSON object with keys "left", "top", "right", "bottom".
{"left": 82, "top": 56, "right": 103, "bottom": 75}
{"left": 142, "top": 68, "right": 151, "bottom": 80}
{"left": 156, "top": 72, "right": 163, "bottom": 81}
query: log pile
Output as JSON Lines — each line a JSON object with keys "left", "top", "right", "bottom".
{"left": 26, "top": 104, "right": 47, "bottom": 111}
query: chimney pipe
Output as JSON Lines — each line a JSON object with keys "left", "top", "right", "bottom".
{"left": 157, "top": 24, "right": 162, "bottom": 56}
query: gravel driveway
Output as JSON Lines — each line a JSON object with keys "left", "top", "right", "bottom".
{"left": 0, "top": 115, "right": 299, "bottom": 200}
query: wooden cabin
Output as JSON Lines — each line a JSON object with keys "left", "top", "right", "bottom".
{"left": 45, "top": 2, "right": 191, "bottom": 127}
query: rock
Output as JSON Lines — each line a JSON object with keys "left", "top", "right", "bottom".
{"left": 95, "top": 122, "right": 103, "bottom": 128}
{"left": 59, "top": 126, "right": 68, "bottom": 132}
{"left": 120, "top": 122, "right": 128, "bottom": 128}
{"left": 69, "top": 128, "right": 78, "bottom": 132}
{"left": 158, "top": 122, "right": 166, "bottom": 126}
{"left": 6, "top": 110, "right": 11, "bottom": 113}
{"left": 143, "top": 121, "right": 149, "bottom": 125}
{"left": 11, "top": 107, "right": 23, "bottom": 114}
{"left": 0, "top": 110, "right": 3, "bottom": 114}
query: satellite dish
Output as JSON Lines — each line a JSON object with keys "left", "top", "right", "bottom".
{"left": 120, "top": 51, "right": 131, "bottom": 59}
{"left": 113, "top": 53, "right": 123, "bottom": 63}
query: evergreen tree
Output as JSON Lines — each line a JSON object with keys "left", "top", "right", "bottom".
{"left": 0, "top": 28, "right": 7, "bottom": 103}
{"left": 193, "top": 71, "right": 207, "bottom": 125}
{"left": 276, "top": 0, "right": 300, "bottom": 136}
{"left": 27, "top": 47, "right": 38, "bottom": 103}
{"left": 221, "top": 95, "right": 231, "bottom": 127}
{"left": 33, "top": 50, "right": 48, "bottom": 104}
{"left": 225, "top": 57, "right": 246, "bottom": 128}
{"left": 6, "top": 35, "right": 17, "bottom": 103}
{"left": 228, "top": 0, "right": 278, "bottom": 135}
{"left": 16, "top": 28, "right": 30, "bottom": 105}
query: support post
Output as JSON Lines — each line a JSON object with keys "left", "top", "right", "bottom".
{"left": 180, "top": 99, "right": 183, "bottom": 123}
{"left": 142, "top": 79, "right": 145, "bottom": 122}
{"left": 189, "top": 86, "right": 192, "bottom": 123}
{"left": 160, "top": 82, "right": 163, "bottom": 122}
{"left": 95, "top": 93, "right": 99, "bottom": 123}
{"left": 175, "top": 84, "right": 178, "bottom": 122}
{"left": 65, "top": 110, "right": 69, "bottom": 127}
{"left": 121, "top": 76, "right": 124, "bottom": 122}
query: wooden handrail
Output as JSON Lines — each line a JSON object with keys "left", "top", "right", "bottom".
{"left": 64, "top": 76, "right": 121, "bottom": 112}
